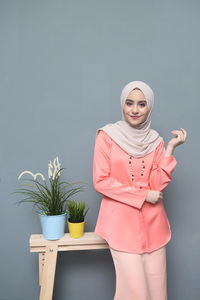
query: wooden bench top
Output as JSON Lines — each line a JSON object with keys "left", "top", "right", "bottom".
{"left": 30, "top": 232, "right": 109, "bottom": 253}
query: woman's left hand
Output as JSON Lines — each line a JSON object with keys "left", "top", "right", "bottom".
{"left": 168, "top": 128, "right": 187, "bottom": 149}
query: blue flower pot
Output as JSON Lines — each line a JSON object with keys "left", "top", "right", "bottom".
{"left": 39, "top": 213, "right": 67, "bottom": 240}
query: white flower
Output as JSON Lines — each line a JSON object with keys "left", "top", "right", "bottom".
{"left": 18, "top": 156, "right": 61, "bottom": 181}
{"left": 18, "top": 171, "right": 45, "bottom": 181}
{"left": 52, "top": 156, "right": 61, "bottom": 179}
{"left": 48, "top": 160, "right": 53, "bottom": 179}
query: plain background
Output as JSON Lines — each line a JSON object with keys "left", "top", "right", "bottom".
{"left": 0, "top": 0, "right": 199, "bottom": 299}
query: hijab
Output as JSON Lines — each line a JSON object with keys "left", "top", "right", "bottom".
{"left": 96, "top": 80, "right": 163, "bottom": 158}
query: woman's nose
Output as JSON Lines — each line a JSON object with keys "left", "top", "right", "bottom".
{"left": 132, "top": 105, "right": 139, "bottom": 114}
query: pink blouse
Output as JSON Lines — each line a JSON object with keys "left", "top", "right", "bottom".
{"left": 93, "top": 130, "right": 177, "bottom": 254}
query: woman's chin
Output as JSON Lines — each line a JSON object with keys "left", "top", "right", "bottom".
{"left": 126, "top": 119, "right": 141, "bottom": 127}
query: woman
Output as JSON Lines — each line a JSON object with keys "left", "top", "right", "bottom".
{"left": 92, "top": 80, "right": 187, "bottom": 300}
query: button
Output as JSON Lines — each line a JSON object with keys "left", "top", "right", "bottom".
{"left": 142, "top": 160, "right": 144, "bottom": 163}
{"left": 140, "top": 186, "right": 142, "bottom": 189}
{"left": 141, "top": 174, "right": 143, "bottom": 176}
{"left": 129, "top": 161, "right": 131, "bottom": 164}
{"left": 130, "top": 156, "right": 132, "bottom": 159}
{"left": 142, "top": 166, "right": 145, "bottom": 168}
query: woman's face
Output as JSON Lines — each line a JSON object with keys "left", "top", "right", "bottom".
{"left": 123, "top": 88, "right": 148, "bottom": 128}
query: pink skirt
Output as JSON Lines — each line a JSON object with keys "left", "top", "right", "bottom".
{"left": 109, "top": 245, "right": 168, "bottom": 300}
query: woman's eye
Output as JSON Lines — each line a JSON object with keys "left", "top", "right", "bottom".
{"left": 126, "top": 102, "right": 146, "bottom": 107}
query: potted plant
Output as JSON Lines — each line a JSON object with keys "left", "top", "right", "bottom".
{"left": 14, "top": 157, "right": 86, "bottom": 240}
{"left": 67, "top": 199, "right": 89, "bottom": 238}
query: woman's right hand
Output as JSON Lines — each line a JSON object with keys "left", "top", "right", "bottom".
{"left": 145, "top": 190, "right": 163, "bottom": 204}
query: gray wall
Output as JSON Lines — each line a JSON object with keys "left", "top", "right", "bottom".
{"left": 0, "top": 0, "right": 199, "bottom": 299}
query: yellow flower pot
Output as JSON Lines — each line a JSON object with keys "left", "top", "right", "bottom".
{"left": 67, "top": 219, "right": 85, "bottom": 238}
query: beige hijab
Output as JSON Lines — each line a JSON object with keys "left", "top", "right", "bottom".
{"left": 96, "top": 80, "right": 163, "bottom": 158}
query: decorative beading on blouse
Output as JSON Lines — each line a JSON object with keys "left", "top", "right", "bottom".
{"left": 129, "top": 157, "right": 145, "bottom": 189}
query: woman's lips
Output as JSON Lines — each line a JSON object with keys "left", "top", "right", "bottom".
{"left": 131, "top": 116, "right": 140, "bottom": 119}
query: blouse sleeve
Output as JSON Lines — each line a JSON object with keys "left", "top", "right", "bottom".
{"left": 93, "top": 130, "right": 149, "bottom": 209}
{"left": 149, "top": 139, "right": 177, "bottom": 191}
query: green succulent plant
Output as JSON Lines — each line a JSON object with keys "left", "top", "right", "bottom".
{"left": 67, "top": 199, "right": 89, "bottom": 223}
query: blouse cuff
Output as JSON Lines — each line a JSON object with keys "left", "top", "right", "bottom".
{"left": 158, "top": 155, "right": 177, "bottom": 175}
{"left": 137, "top": 189, "right": 149, "bottom": 209}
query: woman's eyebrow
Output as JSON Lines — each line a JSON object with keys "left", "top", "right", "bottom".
{"left": 126, "top": 99, "right": 147, "bottom": 103}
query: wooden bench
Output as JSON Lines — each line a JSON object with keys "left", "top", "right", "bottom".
{"left": 29, "top": 232, "right": 109, "bottom": 300}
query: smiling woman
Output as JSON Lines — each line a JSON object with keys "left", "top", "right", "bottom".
{"left": 93, "top": 80, "right": 187, "bottom": 300}
{"left": 123, "top": 88, "right": 148, "bottom": 128}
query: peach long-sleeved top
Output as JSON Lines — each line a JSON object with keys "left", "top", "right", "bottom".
{"left": 93, "top": 130, "right": 177, "bottom": 254}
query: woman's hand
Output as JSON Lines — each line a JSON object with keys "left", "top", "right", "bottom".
{"left": 145, "top": 190, "right": 163, "bottom": 204}
{"left": 168, "top": 128, "right": 187, "bottom": 149}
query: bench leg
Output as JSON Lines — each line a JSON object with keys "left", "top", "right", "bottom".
{"left": 39, "top": 252, "right": 45, "bottom": 286}
{"left": 39, "top": 245, "right": 58, "bottom": 300}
